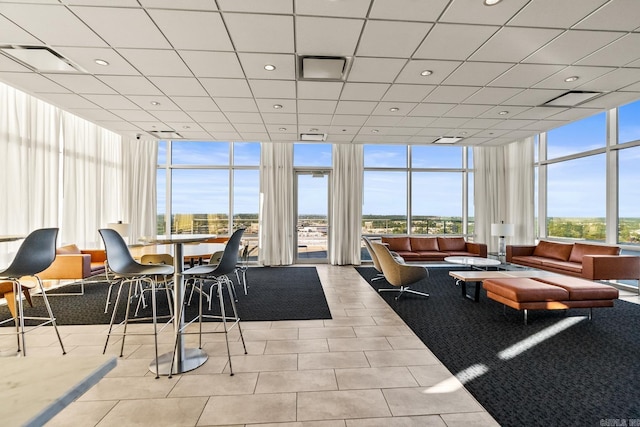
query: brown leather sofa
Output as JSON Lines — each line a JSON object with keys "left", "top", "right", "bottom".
{"left": 380, "top": 236, "right": 487, "bottom": 262}
{"left": 37, "top": 244, "right": 106, "bottom": 283}
{"left": 506, "top": 240, "right": 640, "bottom": 280}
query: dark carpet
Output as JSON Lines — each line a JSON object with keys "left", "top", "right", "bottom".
{"left": 356, "top": 266, "right": 640, "bottom": 427}
{"left": 0, "top": 267, "right": 331, "bottom": 325}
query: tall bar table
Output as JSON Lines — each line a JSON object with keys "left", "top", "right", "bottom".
{"left": 139, "top": 235, "right": 215, "bottom": 375}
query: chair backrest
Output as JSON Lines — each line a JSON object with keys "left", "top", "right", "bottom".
{"left": 1, "top": 228, "right": 58, "bottom": 277}
{"left": 140, "top": 253, "right": 174, "bottom": 265}
{"left": 213, "top": 228, "right": 245, "bottom": 275}
{"left": 371, "top": 241, "right": 428, "bottom": 287}
{"left": 362, "top": 236, "right": 383, "bottom": 273}
{"left": 98, "top": 228, "right": 141, "bottom": 274}
{"left": 208, "top": 250, "right": 224, "bottom": 264}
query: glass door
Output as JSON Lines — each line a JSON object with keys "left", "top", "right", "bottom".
{"left": 296, "top": 170, "right": 330, "bottom": 263}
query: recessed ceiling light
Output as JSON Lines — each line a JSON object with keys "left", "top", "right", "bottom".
{"left": 484, "top": 0, "right": 503, "bottom": 5}
{"left": 564, "top": 76, "right": 579, "bottom": 82}
{"left": 310, "top": 128, "right": 318, "bottom": 132}
{"left": 182, "top": 125, "right": 190, "bottom": 129}
{"left": 372, "top": 129, "right": 379, "bottom": 133}
{"left": 264, "top": 64, "right": 276, "bottom": 71}
{"left": 389, "top": 107, "right": 399, "bottom": 112}
{"left": 150, "top": 101, "right": 160, "bottom": 106}
{"left": 273, "top": 104, "right": 283, "bottom": 109}
{"left": 94, "top": 58, "right": 109, "bottom": 66}
{"left": 279, "top": 127, "right": 287, "bottom": 131}
{"left": 420, "top": 70, "right": 433, "bottom": 76}
{"left": 498, "top": 110, "right": 509, "bottom": 115}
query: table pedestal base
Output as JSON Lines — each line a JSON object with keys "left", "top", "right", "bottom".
{"left": 149, "top": 348, "right": 208, "bottom": 376}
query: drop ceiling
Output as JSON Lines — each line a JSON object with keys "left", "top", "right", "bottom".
{"left": 1, "top": 0, "right": 640, "bottom": 146}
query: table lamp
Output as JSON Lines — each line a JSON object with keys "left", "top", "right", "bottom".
{"left": 107, "top": 221, "right": 130, "bottom": 239}
{"left": 491, "top": 221, "right": 514, "bottom": 257}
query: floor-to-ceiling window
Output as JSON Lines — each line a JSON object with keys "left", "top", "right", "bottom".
{"left": 157, "top": 141, "right": 260, "bottom": 237}
{"left": 617, "top": 100, "right": 640, "bottom": 246}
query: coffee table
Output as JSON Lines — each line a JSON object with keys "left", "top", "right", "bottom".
{"left": 444, "top": 256, "right": 502, "bottom": 301}
{"left": 448, "top": 269, "right": 562, "bottom": 302}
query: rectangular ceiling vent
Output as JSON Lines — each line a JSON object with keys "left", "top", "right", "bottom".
{"left": 300, "top": 133, "right": 327, "bottom": 141}
{"left": 298, "top": 55, "right": 352, "bottom": 81}
{"left": 0, "top": 45, "right": 85, "bottom": 73}
{"left": 433, "top": 136, "right": 463, "bottom": 144}
{"left": 542, "top": 91, "right": 603, "bottom": 107}
{"left": 147, "top": 130, "right": 183, "bottom": 139}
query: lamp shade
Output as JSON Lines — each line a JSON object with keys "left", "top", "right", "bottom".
{"left": 107, "top": 221, "right": 130, "bottom": 237}
{"left": 491, "top": 223, "right": 514, "bottom": 237}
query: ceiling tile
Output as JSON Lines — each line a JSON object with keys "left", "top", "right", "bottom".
{"left": 82, "top": 94, "right": 139, "bottom": 109}
{"left": 368, "top": 0, "right": 450, "bottom": 21}
{"left": 443, "top": 62, "right": 514, "bottom": 86}
{"left": 382, "top": 84, "right": 435, "bottom": 102}
{"left": 395, "top": 60, "right": 462, "bottom": 84}
{"left": 297, "top": 99, "right": 337, "bottom": 114}
{"left": 347, "top": 57, "right": 406, "bottom": 83}
{"left": 440, "top": 0, "right": 531, "bottom": 25}
{"left": 297, "top": 81, "right": 343, "bottom": 100}
{"left": 296, "top": 16, "right": 364, "bottom": 57}
{"left": 189, "top": 111, "right": 227, "bottom": 122}
{"left": 2, "top": 72, "right": 68, "bottom": 93}
{"left": 215, "top": 97, "right": 259, "bottom": 112}
{"left": 117, "top": 49, "right": 192, "bottom": 77}
{"left": 238, "top": 132, "right": 271, "bottom": 141}
{"left": 255, "top": 98, "right": 296, "bottom": 113}
{"left": 43, "top": 74, "right": 116, "bottom": 94}
{"left": 218, "top": 0, "right": 292, "bottom": 13}
{"left": 340, "top": 83, "right": 390, "bottom": 101}
{"left": 148, "top": 10, "right": 232, "bottom": 51}
{"left": 489, "top": 63, "right": 566, "bottom": 88}
{"left": 533, "top": 65, "right": 615, "bottom": 89}
{"left": 364, "top": 116, "right": 402, "bottom": 126}
{"left": 38, "top": 93, "right": 98, "bottom": 109}
{"left": 0, "top": 3, "right": 107, "bottom": 47}
{"left": 356, "top": 21, "right": 431, "bottom": 58}
{"left": 179, "top": 51, "right": 244, "bottom": 78}
{"left": 56, "top": 47, "right": 141, "bottom": 76}
{"left": 148, "top": 77, "right": 208, "bottom": 96}
{"left": 414, "top": 24, "right": 499, "bottom": 61}
{"left": 200, "top": 78, "right": 252, "bottom": 98}
{"left": 68, "top": 108, "right": 121, "bottom": 121}
{"left": 464, "top": 87, "right": 523, "bottom": 105}
{"left": 261, "top": 112, "right": 297, "bottom": 124}
{"left": 126, "top": 95, "right": 179, "bottom": 110}
{"left": 237, "top": 53, "right": 296, "bottom": 80}
{"left": 249, "top": 80, "right": 297, "bottom": 98}
{"left": 409, "top": 103, "right": 455, "bottom": 117}
{"left": 167, "top": 97, "right": 219, "bottom": 112}
{"left": 151, "top": 110, "right": 192, "bottom": 122}
{"left": 428, "top": 117, "right": 469, "bottom": 128}
{"left": 331, "top": 115, "right": 368, "bottom": 126}
{"left": 299, "top": 114, "right": 333, "bottom": 125}
{"left": 397, "top": 116, "right": 436, "bottom": 127}
{"left": 502, "top": 89, "right": 566, "bottom": 106}
{"left": 577, "top": 68, "right": 640, "bottom": 92}
{"left": 423, "top": 86, "right": 479, "bottom": 103}
{"left": 295, "top": 0, "right": 371, "bottom": 18}
{"left": 335, "top": 101, "right": 377, "bottom": 115}
{"left": 70, "top": 6, "right": 170, "bottom": 48}
{"left": 372, "top": 101, "right": 417, "bottom": 116}
{"left": 201, "top": 122, "right": 236, "bottom": 132}
{"left": 523, "top": 30, "right": 623, "bottom": 65}
{"left": 0, "top": 54, "right": 31, "bottom": 72}
{"left": 470, "top": 27, "right": 562, "bottom": 62}
{"left": 138, "top": 0, "right": 218, "bottom": 10}
{"left": 0, "top": 14, "right": 42, "bottom": 45}
{"left": 442, "top": 104, "right": 493, "bottom": 118}
{"left": 224, "top": 112, "right": 263, "bottom": 123}
{"left": 508, "top": 0, "right": 608, "bottom": 28}
{"left": 98, "top": 76, "right": 163, "bottom": 96}
{"left": 577, "top": 33, "right": 640, "bottom": 67}
{"left": 224, "top": 13, "right": 294, "bottom": 53}
{"left": 574, "top": 0, "right": 640, "bottom": 31}
{"left": 513, "top": 106, "right": 566, "bottom": 120}
{"left": 233, "top": 123, "right": 267, "bottom": 133}
{"left": 480, "top": 106, "right": 531, "bottom": 119}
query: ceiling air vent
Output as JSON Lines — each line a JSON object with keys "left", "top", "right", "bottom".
{"left": 300, "top": 133, "right": 327, "bottom": 142}
{"left": 0, "top": 45, "right": 85, "bottom": 73}
{"left": 542, "top": 91, "right": 602, "bottom": 107}
{"left": 298, "top": 55, "right": 352, "bottom": 81}
{"left": 147, "top": 130, "right": 183, "bottom": 139}
{"left": 433, "top": 136, "right": 463, "bottom": 144}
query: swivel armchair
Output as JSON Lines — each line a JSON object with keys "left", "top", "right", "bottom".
{"left": 371, "top": 241, "right": 429, "bottom": 300}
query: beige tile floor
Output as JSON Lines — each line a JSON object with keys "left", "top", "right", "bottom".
{"left": 3, "top": 266, "right": 639, "bottom": 426}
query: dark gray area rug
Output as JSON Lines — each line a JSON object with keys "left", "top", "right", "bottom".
{"left": 356, "top": 266, "right": 640, "bottom": 427}
{"left": 0, "top": 267, "right": 331, "bottom": 325}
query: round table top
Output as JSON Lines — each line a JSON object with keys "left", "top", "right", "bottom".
{"left": 444, "top": 256, "right": 501, "bottom": 267}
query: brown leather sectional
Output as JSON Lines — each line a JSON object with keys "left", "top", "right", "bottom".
{"left": 381, "top": 236, "right": 487, "bottom": 262}
{"left": 37, "top": 244, "right": 106, "bottom": 281}
{"left": 483, "top": 276, "right": 619, "bottom": 324}
{"left": 506, "top": 240, "right": 640, "bottom": 281}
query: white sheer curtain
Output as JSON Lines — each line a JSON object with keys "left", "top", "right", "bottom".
{"left": 473, "top": 137, "right": 535, "bottom": 252}
{"left": 122, "top": 138, "right": 157, "bottom": 243}
{"left": 0, "top": 83, "right": 60, "bottom": 266}
{"left": 259, "top": 142, "right": 295, "bottom": 266}
{"left": 61, "top": 112, "right": 122, "bottom": 248}
{"left": 330, "top": 143, "right": 363, "bottom": 265}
